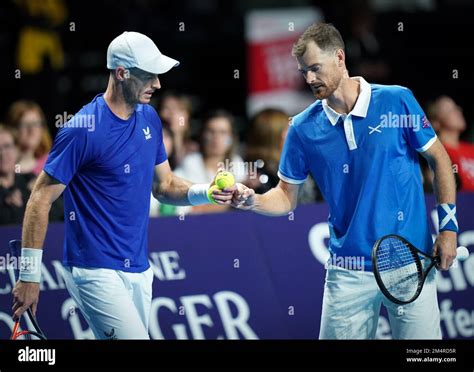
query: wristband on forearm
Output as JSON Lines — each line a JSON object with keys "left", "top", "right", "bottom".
{"left": 19, "top": 248, "right": 43, "bottom": 283}
{"left": 187, "top": 184, "right": 212, "bottom": 206}
{"left": 437, "top": 203, "right": 458, "bottom": 233}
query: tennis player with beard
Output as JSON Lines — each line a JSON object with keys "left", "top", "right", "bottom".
{"left": 232, "top": 23, "right": 458, "bottom": 339}
{"left": 12, "top": 32, "right": 236, "bottom": 339}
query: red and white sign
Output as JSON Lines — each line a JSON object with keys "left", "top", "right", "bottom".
{"left": 245, "top": 8, "right": 323, "bottom": 115}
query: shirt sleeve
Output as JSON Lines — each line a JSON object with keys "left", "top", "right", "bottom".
{"left": 146, "top": 106, "right": 168, "bottom": 166}
{"left": 277, "top": 123, "right": 309, "bottom": 184}
{"left": 401, "top": 87, "right": 437, "bottom": 152}
{"left": 43, "top": 124, "right": 90, "bottom": 185}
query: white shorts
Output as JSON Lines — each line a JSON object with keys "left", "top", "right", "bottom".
{"left": 62, "top": 266, "right": 153, "bottom": 340}
{"left": 319, "top": 265, "right": 442, "bottom": 339}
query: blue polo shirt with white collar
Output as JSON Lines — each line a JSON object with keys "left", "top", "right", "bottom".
{"left": 278, "top": 77, "right": 437, "bottom": 270}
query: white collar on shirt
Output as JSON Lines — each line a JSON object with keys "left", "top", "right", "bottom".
{"left": 321, "top": 76, "right": 372, "bottom": 126}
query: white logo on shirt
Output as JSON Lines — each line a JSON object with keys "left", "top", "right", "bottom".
{"left": 143, "top": 127, "right": 152, "bottom": 140}
{"left": 368, "top": 124, "right": 382, "bottom": 134}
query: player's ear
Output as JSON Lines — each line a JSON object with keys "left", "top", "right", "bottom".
{"left": 115, "top": 67, "right": 128, "bottom": 82}
{"left": 336, "top": 49, "right": 345, "bottom": 67}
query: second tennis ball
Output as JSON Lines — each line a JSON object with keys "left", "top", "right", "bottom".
{"left": 207, "top": 185, "right": 221, "bottom": 205}
{"left": 215, "top": 171, "right": 235, "bottom": 189}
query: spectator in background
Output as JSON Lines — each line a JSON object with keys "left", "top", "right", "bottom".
{"left": 0, "top": 125, "right": 36, "bottom": 225}
{"left": 245, "top": 109, "right": 288, "bottom": 194}
{"left": 245, "top": 109, "right": 320, "bottom": 203}
{"left": 158, "top": 92, "right": 199, "bottom": 168}
{"left": 174, "top": 110, "right": 245, "bottom": 214}
{"left": 6, "top": 100, "right": 52, "bottom": 176}
{"left": 428, "top": 96, "right": 474, "bottom": 192}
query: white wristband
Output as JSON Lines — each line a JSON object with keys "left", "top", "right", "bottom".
{"left": 19, "top": 248, "right": 43, "bottom": 283}
{"left": 188, "top": 184, "right": 211, "bottom": 206}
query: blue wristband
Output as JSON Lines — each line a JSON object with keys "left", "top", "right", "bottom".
{"left": 437, "top": 203, "right": 458, "bottom": 233}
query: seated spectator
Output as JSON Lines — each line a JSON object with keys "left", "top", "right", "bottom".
{"left": 174, "top": 110, "right": 246, "bottom": 214}
{"left": 245, "top": 108, "right": 320, "bottom": 203}
{"left": 428, "top": 96, "right": 474, "bottom": 191}
{"left": 158, "top": 92, "right": 199, "bottom": 168}
{"left": 245, "top": 109, "right": 288, "bottom": 194}
{"left": 0, "top": 124, "right": 64, "bottom": 225}
{"left": 5, "top": 100, "right": 52, "bottom": 176}
{"left": 0, "top": 125, "right": 36, "bottom": 225}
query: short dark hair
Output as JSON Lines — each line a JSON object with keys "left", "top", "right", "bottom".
{"left": 292, "top": 22, "right": 345, "bottom": 57}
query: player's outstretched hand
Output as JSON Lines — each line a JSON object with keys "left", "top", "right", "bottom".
{"left": 12, "top": 281, "right": 40, "bottom": 321}
{"left": 231, "top": 183, "right": 256, "bottom": 210}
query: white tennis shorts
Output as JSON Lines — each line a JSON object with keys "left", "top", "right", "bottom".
{"left": 62, "top": 265, "right": 153, "bottom": 339}
{"left": 319, "top": 265, "right": 442, "bottom": 339}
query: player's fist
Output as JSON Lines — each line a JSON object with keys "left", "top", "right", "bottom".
{"left": 208, "top": 171, "right": 237, "bottom": 205}
{"left": 231, "top": 183, "right": 256, "bottom": 210}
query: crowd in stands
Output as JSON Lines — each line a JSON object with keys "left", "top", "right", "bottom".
{"left": 1, "top": 92, "right": 473, "bottom": 225}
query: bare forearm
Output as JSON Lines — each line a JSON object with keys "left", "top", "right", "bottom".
{"left": 424, "top": 142, "right": 458, "bottom": 268}
{"left": 154, "top": 174, "right": 193, "bottom": 206}
{"left": 22, "top": 197, "right": 52, "bottom": 249}
{"left": 20, "top": 172, "right": 65, "bottom": 249}
{"left": 429, "top": 151, "right": 456, "bottom": 205}
{"left": 252, "top": 187, "right": 294, "bottom": 216}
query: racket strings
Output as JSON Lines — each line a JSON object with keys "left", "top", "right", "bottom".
{"left": 376, "top": 237, "right": 421, "bottom": 302}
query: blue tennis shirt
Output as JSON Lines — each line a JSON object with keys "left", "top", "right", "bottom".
{"left": 278, "top": 77, "right": 436, "bottom": 271}
{"left": 44, "top": 94, "right": 168, "bottom": 272}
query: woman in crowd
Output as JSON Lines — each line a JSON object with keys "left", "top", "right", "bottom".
{"left": 0, "top": 125, "right": 36, "bottom": 225}
{"left": 6, "top": 100, "right": 52, "bottom": 176}
{"left": 174, "top": 109, "right": 246, "bottom": 214}
{"left": 158, "top": 92, "right": 199, "bottom": 168}
{"left": 245, "top": 108, "right": 319, "bottom": 203}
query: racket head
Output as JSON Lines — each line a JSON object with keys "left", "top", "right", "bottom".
{"left": 11, "top": 324, "right": 47, "bottom": 340}
{"left": 372, "top": 234, "right": 429, "bottom": 305}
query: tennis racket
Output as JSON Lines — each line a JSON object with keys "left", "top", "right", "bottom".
{"left": 9, "top": 239, "right": 47, "bottom": 340}
{"left": 372, "top": 234, "right": 469, "bottom": 305}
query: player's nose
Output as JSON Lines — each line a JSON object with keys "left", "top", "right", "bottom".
{"left": 152, "top": 76, "right": 161, "bottom": 90}
{"left": 305, "top": 71, "right": 317, "bottom": 85}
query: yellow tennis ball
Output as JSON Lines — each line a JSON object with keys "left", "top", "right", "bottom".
{"left": 207, "top": 185, "right": 220, "bottom": 205}
{"left": 215, "top": 171, "right": 235, "bottom": 189}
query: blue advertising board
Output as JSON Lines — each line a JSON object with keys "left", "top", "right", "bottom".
{"left": 1, "top": 195, "right": 473, "bottom": 339}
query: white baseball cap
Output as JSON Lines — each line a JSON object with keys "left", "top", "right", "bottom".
{"left": 107, "top": 31, "right": 179, "bottom": 74}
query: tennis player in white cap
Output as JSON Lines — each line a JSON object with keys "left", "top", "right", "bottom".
{"left": 12, "top": 32, "right": 237, "bottom": 339}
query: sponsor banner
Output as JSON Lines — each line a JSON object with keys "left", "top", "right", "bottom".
{"left": 0, "top": 195, "right": 473, "bottom": 339}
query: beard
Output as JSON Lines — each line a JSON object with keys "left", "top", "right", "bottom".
{"left": 122, "top": 81, "right": 140, "bottom": 106}
{"left": 311, "top": 73, "right": 342, "bottom": 100}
